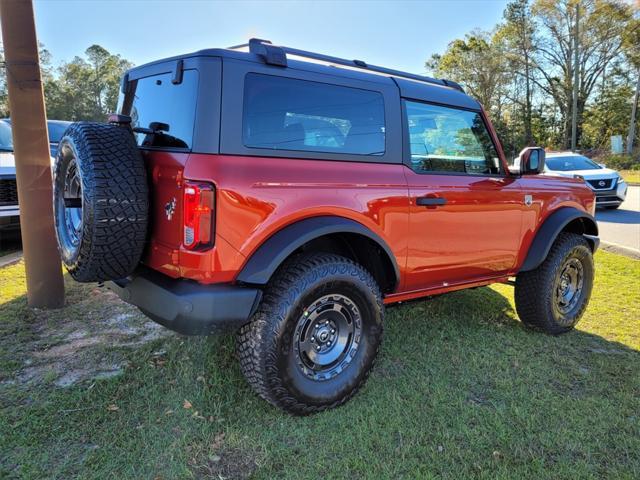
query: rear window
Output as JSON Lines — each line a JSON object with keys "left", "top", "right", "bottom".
{"left": 242, "top": 73, "right": 385, "bottom": 156}
{"left": 125, "top": 70, "right": 198, "bottom": 150}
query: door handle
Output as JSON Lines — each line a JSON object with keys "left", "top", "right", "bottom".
{"left": 416, "top": 197, "right": 447, "bottom": 207}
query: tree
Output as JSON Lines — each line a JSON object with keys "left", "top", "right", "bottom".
{"left": 582, "top": 78, "right": 634, "bottom": 149}
{"left": 45, "top": 45, "right": 132, "bottom": 121}
{"left": 426, "top": 30, "right": 508, "bottom": 113}
{"left": 622, "top": 15, "right": 640, "bottom": 155}
{"left": 498, "top": 0, "right": 537, "bottom": 144}
{"left": 0, "top": 43, "right": 52, "bottom": 117}
{"left": 531, "top": 0, "right": 633, "bottom": 148}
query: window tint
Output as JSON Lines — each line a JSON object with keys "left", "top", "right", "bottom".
{"left": 405, "top": 101, "right": 500, "bottom": 175}
{"left": 545, "top": 155, "right": 600, "bottom": 171}
{"left": 126, "top": 70, "right": 198, "bottom": 149}
{"left": 243, "top": 74, "right": 385, "bottom": 156}
{"left": 0, "top": 121, "right": 13, "bottom": 151}
{"left": 47, "top": 122, "right": 70, "bottom": 143}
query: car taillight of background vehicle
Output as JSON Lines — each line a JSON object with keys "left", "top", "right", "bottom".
{"left": 183, "top": 182, "right": 215, "bottom": 250}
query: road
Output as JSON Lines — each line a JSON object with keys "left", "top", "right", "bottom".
{"left": 595, "top": 185, "right": 640, "bottom": 253}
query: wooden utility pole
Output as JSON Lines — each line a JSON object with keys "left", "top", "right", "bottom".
{"left": 627, "top": 69, "right": 639, "bottom": 155}
{"left": 0, "top": 0, "right": 64, "bottom": 308}
{"left": 571, "top": 2, "right": 580, "bottom": 152}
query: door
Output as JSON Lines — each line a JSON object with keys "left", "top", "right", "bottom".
{"left": 402, "top": 100, "right": 524, "bottom": 291}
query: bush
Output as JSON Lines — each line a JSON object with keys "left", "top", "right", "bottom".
{"left": 593, "top": 153, "right": 640, "bottom": 170}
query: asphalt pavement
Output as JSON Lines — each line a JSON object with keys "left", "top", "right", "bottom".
{"left": 595, "top": 185, "right": 640, "bottom": 254}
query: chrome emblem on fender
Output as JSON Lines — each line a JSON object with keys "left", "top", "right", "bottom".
{"left": 524, "top": 194, "right": 533, "bottom": 207}
{"left": 165, "top": 197, "right": 176, "bottom": 221}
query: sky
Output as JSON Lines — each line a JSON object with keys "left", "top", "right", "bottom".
{"left": 31, "top": 0, "right": 509, "bottom": 75}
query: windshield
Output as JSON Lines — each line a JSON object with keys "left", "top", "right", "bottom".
{"left": 47, "top": 122, "right": 70, "bottom": 143}
{"left": 546, "top": 155, "right": 601, "bottom": 171}
{"left": 0, "top": 121, "right": 13, "bottom": 151}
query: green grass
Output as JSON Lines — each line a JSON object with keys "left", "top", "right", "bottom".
{"left": 620, "top": 170, "right": 640, "bottom": 184}
{"left": 1, "top": 252, "right": 639, "bottom": 479}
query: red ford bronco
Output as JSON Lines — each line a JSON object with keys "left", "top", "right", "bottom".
{"left": 53, "top": 39, "right": 599, "bottom": 415}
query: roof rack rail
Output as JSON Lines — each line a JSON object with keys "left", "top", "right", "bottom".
{"left": 228, "top": 38, "right": 465, "bottom": 93}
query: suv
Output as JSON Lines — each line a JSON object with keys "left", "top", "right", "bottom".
{"left": 53, "top": 39, "right": 599, "bottom": 415}
{"left": 1, "top": 118, "right": 71, "bottom": 233}
{"left": 544, "top": 152, "right": 627, "bottom": 209}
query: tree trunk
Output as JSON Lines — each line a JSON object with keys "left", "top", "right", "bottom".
{"left": 524, "top": 50, "right": 532, "bottom": 144}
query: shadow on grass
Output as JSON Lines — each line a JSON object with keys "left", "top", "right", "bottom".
{"left": 1, "top": 275, "right": 639, "bottom": 479}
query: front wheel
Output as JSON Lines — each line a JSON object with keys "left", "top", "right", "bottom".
{"left": 237, "top": 253, "right": 384, "bottom": 415}
{"left": 515, "top": 233, "right": 594, "bottom": 334}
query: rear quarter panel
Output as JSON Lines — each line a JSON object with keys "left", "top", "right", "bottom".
{"left": 182, "top": 154, "right": 410, "bottom": 286}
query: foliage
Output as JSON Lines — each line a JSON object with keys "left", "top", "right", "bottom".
{"left": 582, "top": 80, "right": 634, "bottom": 149}
{"left": 427, "top": 0, "right": 639, "bottom": 155}
{"left": 594, "top": 153, "right": 640, "bottom": 170}
{"left": 45, "top": 45, "right": 132, "bottom": 121}
{"left": 0, "top": 44, "right": 132, "bottom": 122}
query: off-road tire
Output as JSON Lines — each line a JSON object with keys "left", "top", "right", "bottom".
{"left": 515, "top": 233, "right": 594, "bottom": 334}
{"left": 237, "top": 253, "right": 384, "bottom": 415}
{"left": 53, "top": 122, "right": 148, "bottom": 282}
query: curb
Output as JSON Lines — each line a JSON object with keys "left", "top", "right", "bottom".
{"left": 628, "top": 182, "right": 640, "bottom": 187}
{"left": 600, "top": 241, "right": 640, "bottom": 260}
{"left": 0, "top": 251, "right": 23, "bottom": 268}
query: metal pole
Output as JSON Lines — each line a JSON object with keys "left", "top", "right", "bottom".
{"left": 0, "top": 0, "right": 64, "bottom": 308}
{"left": 571, "top": 2, "right": 580, "bottom": 152}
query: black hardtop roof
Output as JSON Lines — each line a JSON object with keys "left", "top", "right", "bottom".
{"left": 126, "top": 39, "right": 481, "bottom": 111}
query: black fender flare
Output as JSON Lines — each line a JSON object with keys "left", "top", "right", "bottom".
{"left": 519, "top": 207, "right": 599, "bottom": 272}
{"left": 236, "top": 215, "right": 400, "bottom": 289}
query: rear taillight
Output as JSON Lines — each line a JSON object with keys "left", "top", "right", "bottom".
{"left": 183, "top": 181, "right": 215, "bottom": 250}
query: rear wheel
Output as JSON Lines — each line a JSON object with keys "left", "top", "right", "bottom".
{"left": 515, "top": 233, "right": 594, "bottom": 334}
{"left": 237, "top": 253, "right": 384, "bottom": 415}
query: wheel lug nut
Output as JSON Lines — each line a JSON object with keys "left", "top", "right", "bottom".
{"left": 311, "top": 336, "right": 315, "bottom": 342}
{"left": 316, "top": 345, "right": 321, "bottom": 351}
{"left": 331, "top": 329, "right": 335, "bottom": 333}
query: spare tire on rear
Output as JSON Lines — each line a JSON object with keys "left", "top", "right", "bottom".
{"left": 53, "top": 122, "right": 148, "bottom": 282}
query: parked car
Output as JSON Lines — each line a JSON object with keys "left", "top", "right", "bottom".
{"left": 544, "top": 152, "right": 627, "bottom": 209}
{"left": 0, "top": 119, "right": 71, "bottom": 232}
{"left": 2, "top": 118, "right": 71, "bottom": 157}
{"left": 53, "top": 39, "right": 599, "bottom": 415}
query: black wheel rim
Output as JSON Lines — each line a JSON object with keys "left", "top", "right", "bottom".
{"left": 56, "top": 143, "right": 83, "bottom": 255}
{"left": 294, "top": 294, "right": 362, "bottom": 381}
{"left": 553, "top": 256, "right": 584, "bottom": 322}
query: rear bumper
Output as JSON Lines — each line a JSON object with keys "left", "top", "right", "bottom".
{"left": 107, "top": 267, "right": 262, "bottom": 335}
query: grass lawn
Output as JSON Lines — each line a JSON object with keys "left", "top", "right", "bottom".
{"left": 1, "top": 251, "right": 639, "bottom": 479}
{"left": 620, "top": 170, "right": 640, "bottom": 184}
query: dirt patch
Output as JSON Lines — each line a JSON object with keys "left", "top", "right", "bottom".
{"left": 187, "top": 436, "right": 259, "bottom": 480}
{"left": 3, "top": 285, "right": 174, "bottom": 388}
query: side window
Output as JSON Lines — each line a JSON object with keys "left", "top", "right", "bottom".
{"left": 404, "top": 101, "right": 501, "bottom": 175}
{"left": 125, "top": 70, "right": 198, "bottom": 150}
{"left": 243, "top": 73, "right": 385, "bottom": 156}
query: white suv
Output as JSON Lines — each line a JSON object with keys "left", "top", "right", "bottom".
{"left": 544, "top": 152, "right": 627, "bottom": 209}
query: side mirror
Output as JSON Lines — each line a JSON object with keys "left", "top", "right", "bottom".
{"left": 519, "top": 147, "right": 546, "bottom": 175}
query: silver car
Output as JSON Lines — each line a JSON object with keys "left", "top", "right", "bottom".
{"left": 0, "top": 119, "right": 71, "bottom": 232}
{"left": 544, "top": 152, "right": 627, "bottom": 209}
